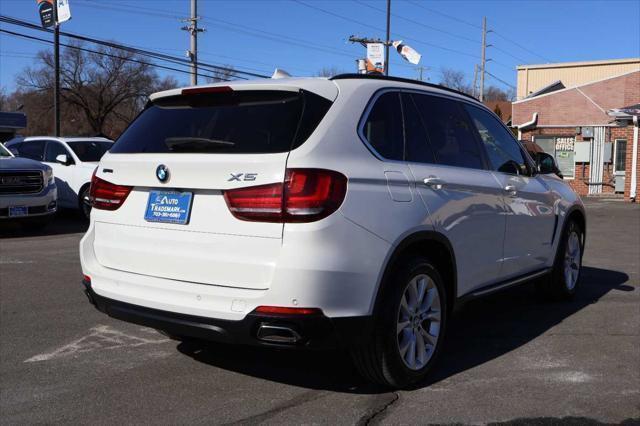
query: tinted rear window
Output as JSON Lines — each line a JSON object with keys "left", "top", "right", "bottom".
{"left": 110, "top": 90, "right": 332, "bottom": 154}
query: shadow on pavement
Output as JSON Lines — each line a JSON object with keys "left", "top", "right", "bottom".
{"left": 0, "top": 209, "right": 88, "bottom": 238}
{"left": 176, "top": 265, "right": 630, "bottom": 394}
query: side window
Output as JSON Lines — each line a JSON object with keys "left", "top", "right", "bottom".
{"left": 412, "top": 94, "right": 484, "bottom": 169}
{"left": 17, "top": 140, "right": 46, "bottom": 161}
{"left": 44, "top": 141, "right": 72, "bottom": 163}
{"left": 465, "top": 105, "right": 530, "bottom": 175}
{"left": 402, "top": 93, "right": 436, "bottom": 164}
{"left": 362, "top": 92, "right": 404, "bottom": 161}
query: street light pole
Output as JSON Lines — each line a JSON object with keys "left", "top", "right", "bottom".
{"left": 385, "top": 0, "right": 391, "bottom": 76}
{"left": 53, "top": 5, "right": 60, "bottom": 136}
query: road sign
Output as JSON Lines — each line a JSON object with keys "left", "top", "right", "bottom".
{"left": 56, "top": 0, "right": 71, "bottom": 24}
{"left": 366, "top": 43, "right": 385, "bottom": 74}
{"left": 36, "top": 0, "right": 55, "bottom": 28}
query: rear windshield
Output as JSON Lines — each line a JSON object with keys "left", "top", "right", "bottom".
{"left": 67, "top": 141, "right": 112, "bottom": 162}
{"left": 110, "top": 90, "right": 332, "bottom": 154}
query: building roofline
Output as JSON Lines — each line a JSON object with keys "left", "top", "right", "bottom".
{"left": 513, "top": 69, "right": 640, "bottom": 105}
{"left": 517, "top": 57, "right": 640, "bottom": 70}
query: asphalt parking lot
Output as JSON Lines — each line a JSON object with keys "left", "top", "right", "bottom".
{"left": 1, "top": 199, "right": 638, "bottom": 425}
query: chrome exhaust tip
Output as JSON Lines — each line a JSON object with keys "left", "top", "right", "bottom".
{"left": 256, "top": 323, "right": 301, "bottom": 344}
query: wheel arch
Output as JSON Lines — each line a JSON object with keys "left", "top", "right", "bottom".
{"left": 563, "top": 204, "right": 587, "bottom": 251}
{"left": 372, "top": 231, "right": 458, "bottom": 318}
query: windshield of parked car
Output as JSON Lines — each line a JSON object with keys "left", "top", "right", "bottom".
{"left": 0, "top": 143, "right": 12, "bottom": 157}
{"left": 67, "top": 141, "right": 112, "bottom": 162}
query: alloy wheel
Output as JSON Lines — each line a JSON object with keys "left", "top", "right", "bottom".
{"left": 396, "top": 273, "right": 442, "bottom": 371}
{"left": 564, "top": 231, "right": 581, "bottom": 290}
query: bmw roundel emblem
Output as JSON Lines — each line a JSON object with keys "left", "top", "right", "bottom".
{"left": 156, "top": 164, "right": 169, "bottom": 183}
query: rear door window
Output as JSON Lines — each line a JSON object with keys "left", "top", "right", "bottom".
{"left": 412, "top": 94, "right": 485, "bottom": 170}
{"left": 361, "top": 91, "right": 404, "bottom": 161}
{"left": 110, "top": 90, "right": 332, "bottom": 154}
{"left": 402, "top": 93, "right": 436, "bottom": 164}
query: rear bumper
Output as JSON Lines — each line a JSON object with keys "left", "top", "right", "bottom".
{"left": 83, "top": 280, "right": 372, "bottom": 349}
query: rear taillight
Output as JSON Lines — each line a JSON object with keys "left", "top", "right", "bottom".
{"left": 223, "top": 168, "right": 347, "bottom": 223}
{"left": 89, "top": 170, "right": 133, "bottom": 210}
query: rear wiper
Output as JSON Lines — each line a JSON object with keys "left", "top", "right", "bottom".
{"left": 164, "top": 137, "right": 235, "bottom": 151}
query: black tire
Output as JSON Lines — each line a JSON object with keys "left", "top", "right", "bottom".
{"left": 79, "top": 185, "right": 91, "bottom": 220}
{"left": 351, "top": 255, "right": 448, "bottom": 388}
{"left": 537, "top": 219, "right": 583, "bottom": 300}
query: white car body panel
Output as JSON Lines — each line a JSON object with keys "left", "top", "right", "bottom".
{"left": 80, "top": 76, "right": 585, "bottom": 324}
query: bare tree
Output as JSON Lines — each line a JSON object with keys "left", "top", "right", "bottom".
{"left": 205, "top": 65, "right": 238, "bottom": 83}
{"left": 484, "top": 86, "right": 511, "bottom": 102}
{"left": 439, "top": 67, "right": 472, "bottom": 94}
{"left": 18, "top": 41, "right": 177, "bottom": 138}
{"left": 316, "top": 66, "right": 347, "bottom": 77}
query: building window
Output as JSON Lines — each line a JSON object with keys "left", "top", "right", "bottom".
{"left": 534, "top": 136, "right": 575, "bottom": 179}
{"left": 614, "top": 139, "right": 627, "bottom": 172}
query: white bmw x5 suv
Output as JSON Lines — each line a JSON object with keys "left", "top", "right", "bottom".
{"left": 80, "top": 74, "right": 586, "bottom": 388}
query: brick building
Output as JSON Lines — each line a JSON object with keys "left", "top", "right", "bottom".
{"left": 512, "top": 59, "right": 640, "bottom": 201}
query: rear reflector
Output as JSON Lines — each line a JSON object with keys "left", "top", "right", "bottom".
{"left": 83, "top": 274, "right": 91, "bottom": 284}
{"left": 223, "top": 168, "right": 347, "bottom": 223}
{"left": 181, "top": 86, "right": 233, "bottom": 95}
{"left": 89, "top": 170, "right": 133, "bottom": 211}
{"left": 254, "top": 306, "right": 323, "bottom": 316}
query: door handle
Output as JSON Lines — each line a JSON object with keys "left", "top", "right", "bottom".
{"left": 504, "top": 185, "right": 517, "bottom": 197}
{"left": 423, "top": 177, "right": 445, "bottom": 190}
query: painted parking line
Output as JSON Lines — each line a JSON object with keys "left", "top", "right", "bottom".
{"left": 25, "top": 325, "right": 170, "bottom": 363}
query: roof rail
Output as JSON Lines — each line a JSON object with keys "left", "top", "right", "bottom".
{"left": 329, "top": 73, "right": 478, "bottom": 101}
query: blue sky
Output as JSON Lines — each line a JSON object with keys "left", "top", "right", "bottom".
{"left": 1, "top": 0, "right": 639, "bottom": 92}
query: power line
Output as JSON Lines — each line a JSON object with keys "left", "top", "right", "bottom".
{"left": 73, "top": 0, "right": 421, "bottom": 74}
{"left": 0, "top": 15, "right": 268, "bottom": 79}
{"left": 404, "top": 0, "right": 551, "bottom": 63}
{"left": 0, "top": 28, "right": 232, "bottom": 81}
{"left": 492, "top": 31, "right": 552, "bottom": 63}
{"left": 353, "top": 0, "right": 479, "bottom": 45}
{"left": 74, "top": 0, "right": 360, "bottom": 61}
{"left": 485, "top": 70, "right": 516, "bottom": 89}
{"left": 292, "top": 0, "right": 479, "bottom": 59}
{"left": 403, "top": 0, "right": 481, "bottom": 29}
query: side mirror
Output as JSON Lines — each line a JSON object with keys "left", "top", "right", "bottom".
{"left": 537, "top": 153, "right": 562, "bottom": 177}
{"left": 55, "top": 154, "right": 69, "bottom": 165}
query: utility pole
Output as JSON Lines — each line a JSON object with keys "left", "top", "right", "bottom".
{"left": 479, "top": 16, "right": 487, "bottom": 102}
{"left": 416, "top": 66, "right": 430, "bottom": 82}
{"left": 53, "top": 4, "right": 60, "bottom": 136}
{"left": 472, "top": 63, "right": 478, "bottom": 99}
{"left": 384, "top": 0, "right": 391, "bottom": 75}
{"left": 181, "top": 0, "right": 205, "bottom": 85}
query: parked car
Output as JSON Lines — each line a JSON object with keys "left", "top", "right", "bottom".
{"left": 521, "top": 140, "right": 564, "bottom": 178}
{"left": 79, "top": 75, "right": 586, "bottom": 388}
{"left": 0, "top": 142, "right": 57, "bottom": 227}
{"left": 6, "top": 137, "right": 113, "bottom": 219}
